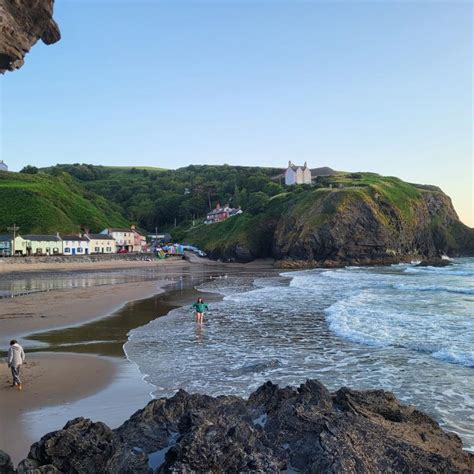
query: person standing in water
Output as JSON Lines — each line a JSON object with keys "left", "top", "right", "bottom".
{"left": 7, "top": 339, "right": 25, "bottom": 390}
{"left": 192, "top": 297, "right": 209, "bottom": 323}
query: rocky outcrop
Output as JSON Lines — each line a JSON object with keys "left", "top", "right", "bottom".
{"left": 13, "top": 379, "right": 474, "bottom": 473}
{"left": 0, "top": 0, "right": 60, "bottom": 73}
{"left": 272, "top": 189, "right": 472, "bottom": 264}
{"left": 197, "top": 177, "right": 474, "bottom": 264}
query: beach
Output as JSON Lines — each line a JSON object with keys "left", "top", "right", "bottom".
{"left": 0, "top": 257, "right": 274, "bottom": 465}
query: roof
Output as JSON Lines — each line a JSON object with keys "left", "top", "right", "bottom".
{"left": 61, "top": 235, "right": 89, "bottom": 241}
{"left": 23, "top": 235, "right": 62, "bottom": 242}
{"left": 0, "top": 234, "right": 13, "bottom": 242}
{"left": 229, "top": 209, "right": 243, "bottom": 215}
{"left": 86, "top": 234, "right": 115, "bottom": 240}
{"left": 288, "top": 164, "right": 309, "bottom": 172}
{"left": 207, "top": 208, "right": 233, "bottom": 216}
{"left": 103, "top": 228, "right": 133, "bottom": 233}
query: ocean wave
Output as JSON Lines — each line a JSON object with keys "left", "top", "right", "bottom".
{"left": 432, "top": 349, "right": 474, "bottom": 368}
{"left": 393, "top": 284, "right": 474, "bottom": 295}
{"left": 404, "top": 266, "right": 474, "bottom": 277}
{"left": 323, "top": 294, "right": 474, "bottom": 369}
{"left": 324, "top": 302, "right": 390, "bottom": 348}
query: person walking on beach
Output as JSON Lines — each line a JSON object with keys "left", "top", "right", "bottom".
{"left": 8, "top": 340, "right": 25, "bottom": 390}
{"left": 192, "top": 297, "right": 209, "bottom": 324}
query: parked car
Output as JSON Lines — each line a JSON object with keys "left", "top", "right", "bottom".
{"left": 117, "top": 248, "right": 129, "bottom": 254}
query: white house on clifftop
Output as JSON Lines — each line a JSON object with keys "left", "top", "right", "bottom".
{"left": 0, "top": 160, "right": 8, "bottom": 172}
{"left": 285, "top": 161, "right": 312, "bottom": 185}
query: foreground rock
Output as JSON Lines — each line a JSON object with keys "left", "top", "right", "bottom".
{"left": 0, "top": 0, "right": 60, "bottom": 73}
{"left": 0, "top": 450, "right": 14, "bottom": 474}
{"left": 12, "top": 380, "right": 473, "bottom": 473}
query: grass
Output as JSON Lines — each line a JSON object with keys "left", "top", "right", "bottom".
{"left": 0, "top": 171, "right": 128, "bottom": 234}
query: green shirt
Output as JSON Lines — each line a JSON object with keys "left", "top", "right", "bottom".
{"left": 192, "top": 302, "right": 209, "bottom": 313}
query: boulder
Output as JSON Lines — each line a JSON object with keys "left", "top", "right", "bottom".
{"left": 417, "top": 259, "right": 452, "bottom": 267}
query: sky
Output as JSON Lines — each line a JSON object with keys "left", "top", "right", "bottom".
{"left": 0, "top": 0, "right": 472, "bottom": 225}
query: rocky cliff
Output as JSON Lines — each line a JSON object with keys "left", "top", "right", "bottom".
{"left": 1, "top": 379, "right": 472, "bottom": 473}
{"left": 0, "top": 0, "right": 60, "bottom": 73}
{"left": 187, "top": 173, "right": 474, "bottom": 265}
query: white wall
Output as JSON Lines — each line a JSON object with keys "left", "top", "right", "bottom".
{"left": 285, "top": 168, "right": 296, "bottom": 185}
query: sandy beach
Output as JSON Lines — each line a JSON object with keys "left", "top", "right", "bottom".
{"left": 0, "top": 352, "right": 117, "bottom": 463}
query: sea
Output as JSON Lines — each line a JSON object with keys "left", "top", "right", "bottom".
{"left": 125, "top": 258, "right": 474, "bottom": 451}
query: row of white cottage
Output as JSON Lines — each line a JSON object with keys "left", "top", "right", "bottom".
{"left": 0, "top": 228, "right": 147, "bottom": 256}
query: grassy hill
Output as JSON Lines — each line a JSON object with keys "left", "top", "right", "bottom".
{"left": 43, "top": 163, "right": 285, "bottom": 231}
{"left": 0, "top": 171, "right": 128, "bottom": 234}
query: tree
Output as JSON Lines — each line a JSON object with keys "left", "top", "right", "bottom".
{"left": 247, "top": 192, "right": 269, "bottom": 214}
{"left": 20, "top": 165, "right": 39, "bottom": 174}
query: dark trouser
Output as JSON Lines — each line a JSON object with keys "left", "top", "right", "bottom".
{"left": 11, "top": 365, "right": 21, "bottom": 385}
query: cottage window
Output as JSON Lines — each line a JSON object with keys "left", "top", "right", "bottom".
{"left": 77, "top": 248, "right": 83, "bottom": 253}
{"left": 36, "top": 248, "right": 42, "bottom": 254}
{"left": 64, "top": 248, "right": 70, "bottom": 253}
{"left": 53, "top": 248, "right": 59, "bottom": 254}
{"left": 106, "top": 247, "right": 112, "bottom": 252}
{"left": 95, "top": 247, "right": 100, "bottom": 252}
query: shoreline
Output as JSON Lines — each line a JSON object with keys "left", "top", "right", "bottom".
{"left": 0, "top": 259, "right": 275, "bottom": 465}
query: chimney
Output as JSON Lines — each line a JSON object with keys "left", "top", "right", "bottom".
{"left": 288, "top": 160, "right": 292, "bottom": 168}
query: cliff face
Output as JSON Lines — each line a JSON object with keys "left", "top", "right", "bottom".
{"left": 0, "top": 0, "right": 60, "bottom": 73}
{"left": 273, "top": 188, "right": 472, "bottom": 264}
{"left": 187, "top": 174, "right": 474, "bottom": 264}
{"left": 4, "top": 379, "right": 473, "bottom": 472}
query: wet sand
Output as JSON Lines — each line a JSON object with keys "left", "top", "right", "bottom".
{"left": 26, "top": 279, "right": 224, "bottom": 357}
{"left": 0, "top": 279, "right": 171, "bottom": 348}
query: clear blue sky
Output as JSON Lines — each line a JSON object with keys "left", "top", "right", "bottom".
{"left": 1, "top": 1, "right": 472, "bottom": 225}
